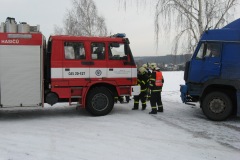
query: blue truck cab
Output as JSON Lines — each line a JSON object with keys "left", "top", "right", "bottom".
{"left": 180, "top": 18, "right": 240, "bottom": 121}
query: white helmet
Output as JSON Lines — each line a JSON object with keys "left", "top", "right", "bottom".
{"left": 150, "top": 63, "right": 157, "bottom": 70}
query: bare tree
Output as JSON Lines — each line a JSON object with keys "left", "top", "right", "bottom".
{"left": 54, "top": 25, "right": 64, "bottom": 35}
{"left": 119, "top": 0, "right": 238, "bottom": 54}
{"left": 54, "top": 0, "right": 108, "bottom": 36}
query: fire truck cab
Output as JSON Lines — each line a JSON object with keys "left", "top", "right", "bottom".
{"left": 44, "top": 34, "right": 139, "bottom": 116}
{"left": 0, "top": 17, "right": 140, "bottom": 116}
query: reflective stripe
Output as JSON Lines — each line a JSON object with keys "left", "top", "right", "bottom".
{"left": 152, "top": 90, "right": 161, "bottom": 92}
{"left": 152, "top": 106, "right": 157, "bottom": 109}
{"left": 141, "top": 89, "right": 147, "bottom": 92}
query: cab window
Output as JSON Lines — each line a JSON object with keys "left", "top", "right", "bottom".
{"left": 195, "top": 42, "right": 221, "bottom": 59}
{"left": 109, "top": 43, "right": 127, "bottom": 60}
{"left": 91, "top": 43, "right": 105, "bottom": 60}
{"left": 64, "top": 42, "right": 85, "bottom": 60}
{"left": 196, "top": 43, "right": 205, "bottom": 59}
{"left": 207, "top": 43, "right": 221, "bottom": 58}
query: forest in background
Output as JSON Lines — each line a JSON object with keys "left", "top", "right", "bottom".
{"left": 134, "top": 54, "right": 192, "bottom": 71}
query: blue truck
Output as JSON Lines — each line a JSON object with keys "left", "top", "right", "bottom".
{"left": 180, "top": 18, "right": 240, "bottom": 121}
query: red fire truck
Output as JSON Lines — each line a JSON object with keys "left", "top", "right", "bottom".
{"left": 0, "top": 17, "right": 140, "bottom": 116}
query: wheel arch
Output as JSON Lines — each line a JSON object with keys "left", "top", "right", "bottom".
{"left": 87, "top": 83, "right": 118, "bottom": 97}
{"left": 83, "top": 82, "right": 118, "bottom": 107}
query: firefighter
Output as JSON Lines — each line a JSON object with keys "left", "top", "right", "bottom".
{"left": 132, "top": 67, "right": 149, "bottom": 110}
{"left": 142, "top": 63, "right": 151, "bottom": 101}
{"left": 149, "top": 63, "right": 164, "bottom": 114}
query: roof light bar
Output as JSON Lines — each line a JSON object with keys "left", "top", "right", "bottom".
{"left": 111, "top": 33, "right": 126, "bottom": 38}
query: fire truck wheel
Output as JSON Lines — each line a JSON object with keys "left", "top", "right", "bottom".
{"left": 202, "top": 91, "right": 233, "bottom": 121}
{"left": 87, "top": 87, "right": 114, "bottom": 116}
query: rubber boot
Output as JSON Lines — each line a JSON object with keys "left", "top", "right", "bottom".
{"left": 149, "top": 109, "right": 157, "bottom": 114}
{"left": 158, "top": 107, "right": 163, "bottom": 112}
{"left": 142, "top": 103, "right": 147, "bottom": 111}
{"left": 119, "top": 97, "right": 124, "bottom": 103}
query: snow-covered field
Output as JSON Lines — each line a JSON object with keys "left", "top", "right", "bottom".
{"left": 0, "top": 71, "right": 239, "bottom": 160}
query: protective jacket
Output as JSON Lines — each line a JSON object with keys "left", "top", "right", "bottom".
{"left": 149, "top": 70, "right": 164, "bottom": 92}
{"left": 137, "top": 73, "right": 149, "bottom": 92}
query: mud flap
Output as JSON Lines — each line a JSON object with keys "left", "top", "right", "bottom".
{"left": 180, "top": 85, "right": 188, "bottom": 103}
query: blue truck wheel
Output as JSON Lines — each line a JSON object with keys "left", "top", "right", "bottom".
{"left": 202, "top": 91, "right": 233, "bottom": 121}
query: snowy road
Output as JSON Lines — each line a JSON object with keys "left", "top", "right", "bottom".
{"left": 0, "top": 71, "right": 239, "bottom": 160}
{"left": 0, "top": 100, "right": 239, "bottom": 160}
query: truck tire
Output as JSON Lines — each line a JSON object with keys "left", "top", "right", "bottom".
{"left": 86, "top": 87, "right": 114, "bottom": 116}
{"left": 202, "top": 91, "right": 232, "bottom": 121}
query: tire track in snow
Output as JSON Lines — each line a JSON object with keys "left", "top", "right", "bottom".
{"left": 150, "top": 106, "right": 240, "bottom": 152}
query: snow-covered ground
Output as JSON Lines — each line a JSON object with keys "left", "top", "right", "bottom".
{"left": 0, "top": 71, "right": 239, "bottom": 160}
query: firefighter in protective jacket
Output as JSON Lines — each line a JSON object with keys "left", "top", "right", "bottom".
{"left": 142, "top": 63, "right": 151, "bottom": 100}
{"left": 132, "top": 67, "right": 149, "bottom": 110}
{"left": 149, "top": 63, "right": 164, "bottom": 114}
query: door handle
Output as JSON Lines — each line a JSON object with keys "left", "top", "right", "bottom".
{"left": 82, "top": 61, "right": 94, "bottom": 65}
{"left": 124, "top": 62, "right": 135, "bottom": 65}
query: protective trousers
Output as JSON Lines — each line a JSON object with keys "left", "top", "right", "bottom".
{"left": 134, "top": 91, "right": 147, "bottom": 109}
{"left": 150, "top": 91, "right": 162, "bottom": 111}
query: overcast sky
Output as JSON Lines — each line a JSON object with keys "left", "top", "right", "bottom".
{"left": 0, "top": 0, "right": 240, "bottom": 56}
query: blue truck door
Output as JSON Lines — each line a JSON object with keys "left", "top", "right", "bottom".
{"left": 188, "top": 42, "right": 221, "bottom": 83}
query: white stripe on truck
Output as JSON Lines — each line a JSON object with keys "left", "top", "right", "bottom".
{"left": 51, "top": 68, "right": 137, "bottom": 79}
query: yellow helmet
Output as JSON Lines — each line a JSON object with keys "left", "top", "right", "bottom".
{"left": 142, "top": 64, "right": 148, "bottom": 69}
{"left": 138, "top": 67, "right": 147, "bottom": 75}
{"left": 150, "top": 63, "right": 157, "bottom": 70}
